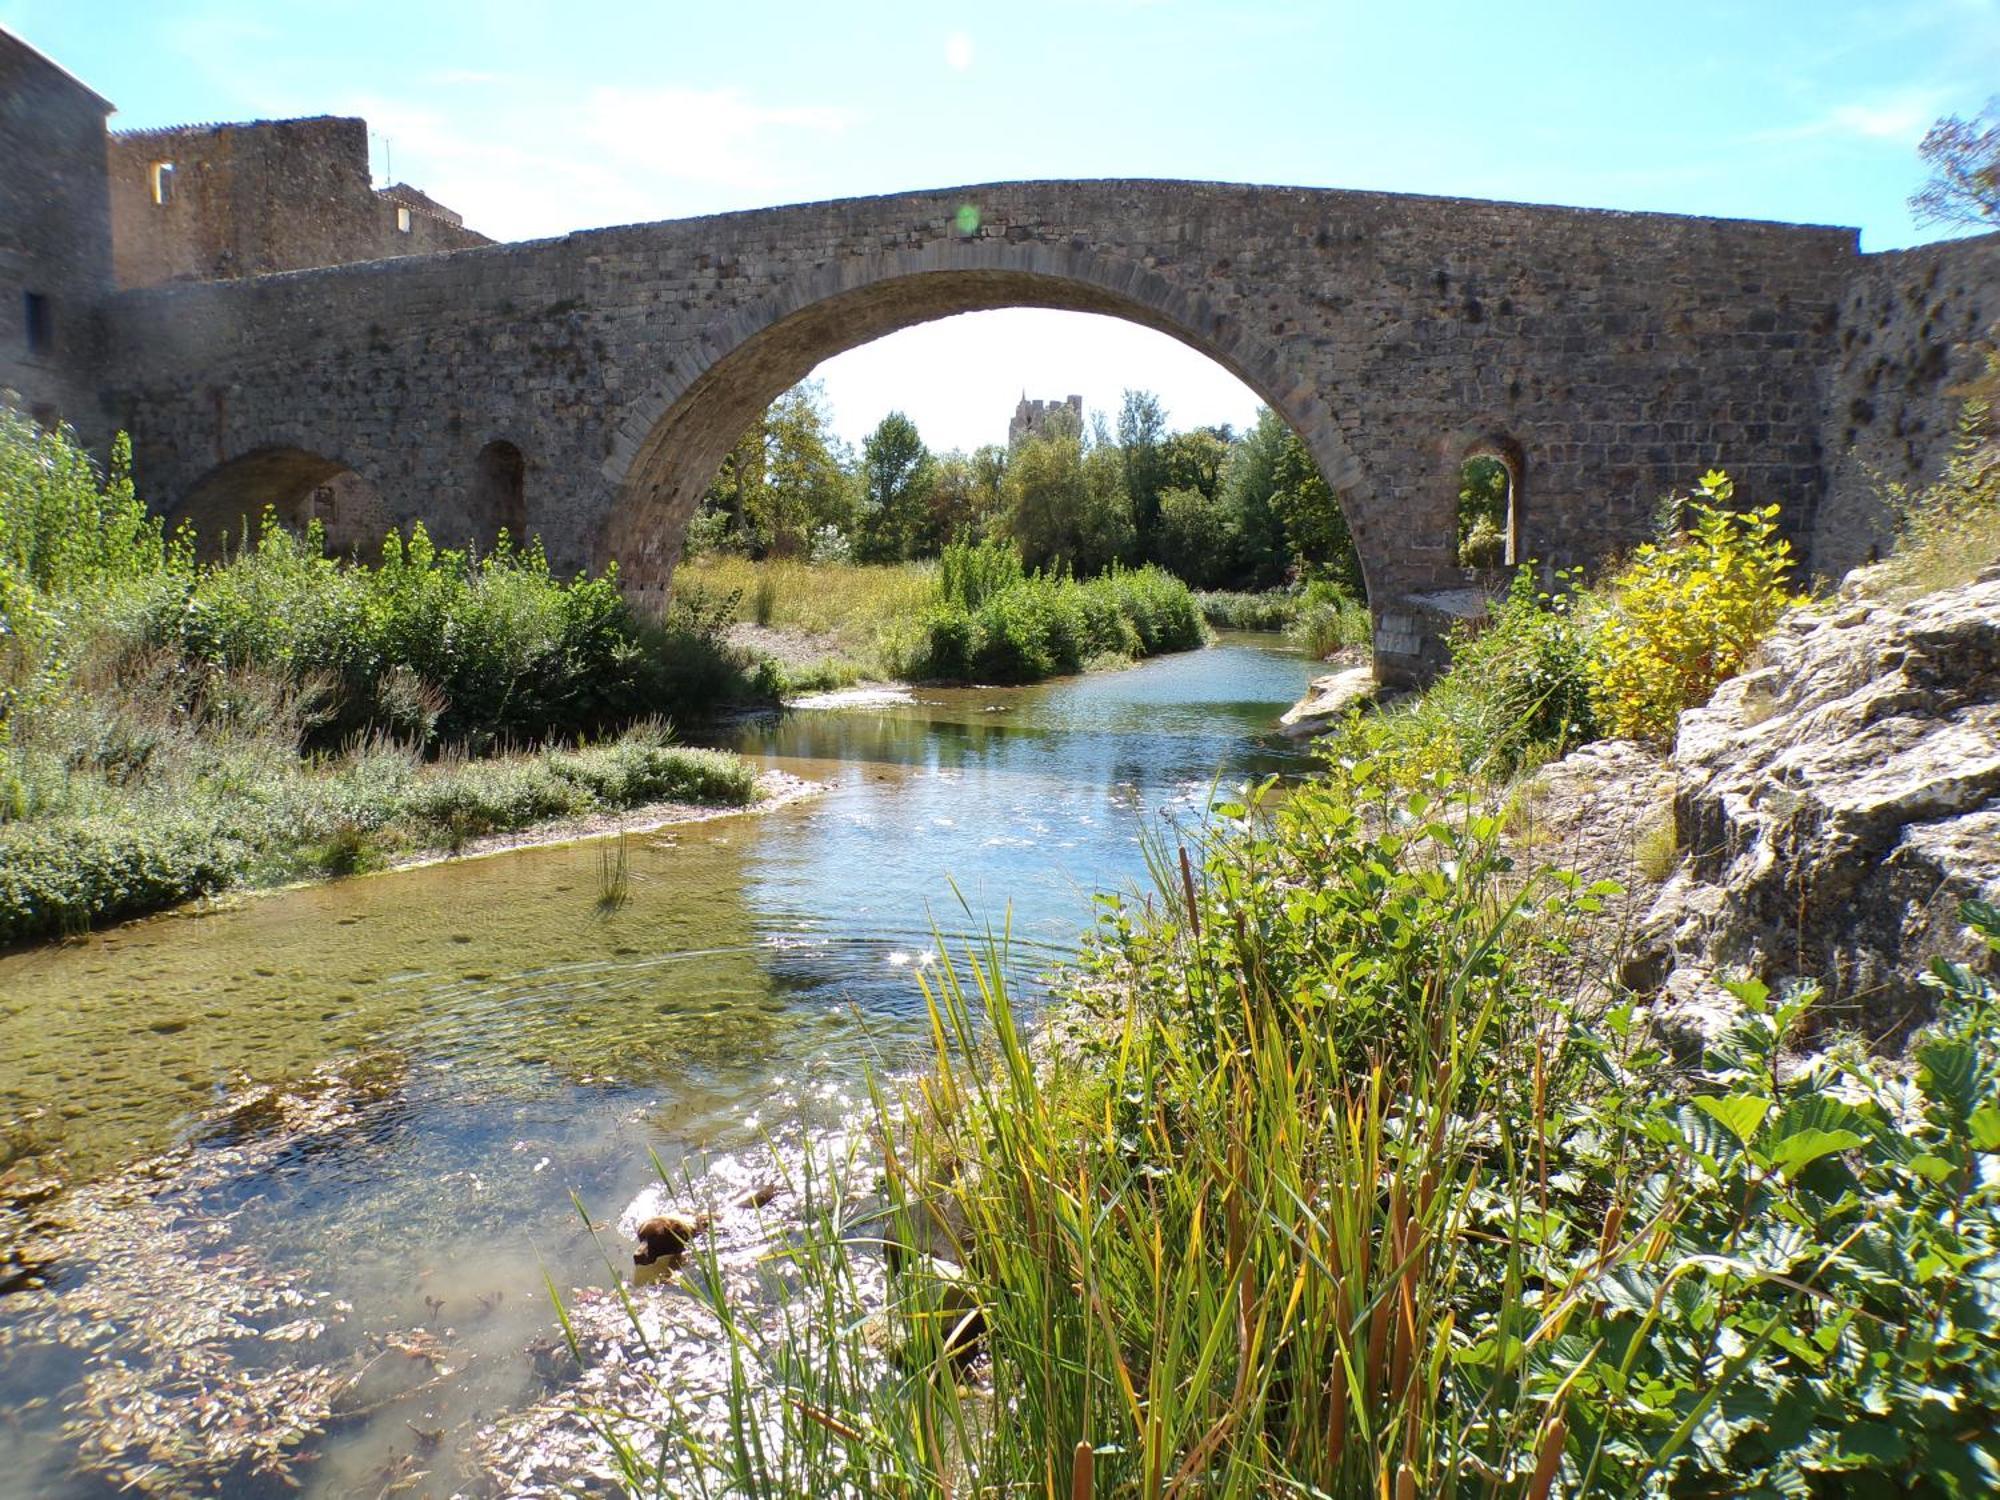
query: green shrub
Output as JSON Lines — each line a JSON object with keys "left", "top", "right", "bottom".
{"left": 0, "top": 813, "right": 242, "bottom": 946}
{"left": 1586, "top": 472, "right": 1797, "bottom": 743}
{"left": 1877, "top": 375, "right": 2000, "bottom": 596}
{"left": 1287, "top": 577, "right": 1371, "bottom": 657}
{"left": 937, "top": 536, "right": 1023, "bottom": 611}
{"left": 902, "top": 561, "right": 1200, "bottom": 683}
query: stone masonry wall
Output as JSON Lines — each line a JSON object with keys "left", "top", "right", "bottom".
{"left": 107, "top": 117, "right": 488, "bottom": 289}
{"left": 1811, "top": 231, "right": 1999, "bottom": 580}
{"left": 0, "top": 31, "right": 113, "bottom": 437}
{"left": 99, "top": 181, "right": 1859, "bottom": 678}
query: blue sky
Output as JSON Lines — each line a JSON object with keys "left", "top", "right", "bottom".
{"left": 9, "top": 0, "right": 1994, "bottom": 452}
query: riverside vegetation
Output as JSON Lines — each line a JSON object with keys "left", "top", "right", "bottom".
{"left": 587, "top": 450, "right": 2000, "bottom": 1496}
{"left": 0, "top": 408, "right": 761, "bottom": 946}
{"left": 679, "top": 539, "right": 1207, "bottom": 688}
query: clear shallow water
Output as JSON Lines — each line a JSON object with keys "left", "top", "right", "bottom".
{"left": 0, "top": 633, "right": 1319, "bottom": 1497}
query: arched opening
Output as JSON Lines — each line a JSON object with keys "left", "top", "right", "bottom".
{"left": 1454, "top": 439, "right": 1523, "bottom": 576}
{"left": 170, "top": 446, "right": 392, "bottom": 559}
{"left": 470, "top": 439, "right": 528, "bottom": 551}
{"left": 599, "top": 260, "right": 1381, "bottom": 612}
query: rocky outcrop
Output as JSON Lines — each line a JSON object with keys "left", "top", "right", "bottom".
{"left": 1627, "top": 566, "right": 2000, "bottom": 1046}
{"left": 1279, "top": 666, "right": 1381, "bottom": 738}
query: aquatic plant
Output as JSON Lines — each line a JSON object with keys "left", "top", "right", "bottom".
{"left": 596, "top": 830, "right": 632, "bottom": 913}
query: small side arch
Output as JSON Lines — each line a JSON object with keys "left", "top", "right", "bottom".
{"left": 469, "top": 439, "right": 528, "bottom": 551}
{"left": 1450, "top": 431, "right": 1526, "bottom": 573}
{"left": 170, "top": 446, "right": 391, "bottom": 558}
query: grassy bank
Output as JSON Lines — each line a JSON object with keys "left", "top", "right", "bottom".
{"left": 0, "top": 410, "right": 765, "bottom": 945}
{"left": 1194, "top": 580, "right": 1373, "bottom": 659}
{"left": 679, "top": 538, "right": 1207, "bottom": 686}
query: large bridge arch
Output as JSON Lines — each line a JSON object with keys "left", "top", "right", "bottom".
{"left": 598, "top": 240, "right": 1381, "bottom": 608}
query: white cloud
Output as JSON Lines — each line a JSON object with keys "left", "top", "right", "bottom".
{"left": 945, "top": 32, "right": 974, "bottom": 71}
{"left": 334, "top": 85, "right": 857, "bottom": 240}
{"left": 1756, "top": 88, "right": 1945, "bottom": 145}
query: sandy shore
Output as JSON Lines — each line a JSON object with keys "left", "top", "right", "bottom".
{"left": 384, "top": 768, "right": 825, "bottom": 873}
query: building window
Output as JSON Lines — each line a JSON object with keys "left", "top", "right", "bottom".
{"left": 151, "top": 161, "right": 176, "bottom": 206}
{"left": 396, "top": 205, "right": 412, "bottom": 233}
{"left": 23, "top": 291, "right": 52, "bottom": 355}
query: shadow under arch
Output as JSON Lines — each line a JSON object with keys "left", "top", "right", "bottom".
{"left": 598, "top": 242, "right": 1385, "bottom": 607}
{"left": 170, "top": 445, "right": 390, "bottom": 558}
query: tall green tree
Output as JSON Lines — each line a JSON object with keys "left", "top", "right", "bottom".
{"left": 1271, "top": 425, "right": 1363, "bottom": 593}
{"left": 754, "top": 381, "right": 851, "bottom": 558}
{"left": 924, "top": 445, "right": 1008, "bottom": 552}
{"left": 1000, "top": 426, "right": 1134, "bottom": 575}
{"left": 856, "top": 411, "right": 934, "bottom": 561}
{"left": 1216, "top": 410, "right": 1290, "bottom": 584}
{"left": 1162, "top": 424, "right": 1235, "bottom": 500}
{"left": 1117, "top": 389, "right": 1169, "bottom": 550}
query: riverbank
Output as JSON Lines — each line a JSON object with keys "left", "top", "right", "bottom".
{"left": 0, "top": 727, "right": 767, "bottom": 950}
{"left": 0, "top": 411, "right": 789, "bottom": 949}
{"left": 380, "top": 765, "right": 820, "bottom": 872}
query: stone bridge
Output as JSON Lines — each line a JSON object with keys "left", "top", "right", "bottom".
{"left": 97, "top": 178, "right": 1918, "bottom": 678}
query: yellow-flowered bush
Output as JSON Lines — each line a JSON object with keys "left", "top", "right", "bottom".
{"left": 1585, "top": 471, "right": 1797, "bottom": 743}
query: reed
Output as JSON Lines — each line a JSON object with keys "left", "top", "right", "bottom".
{"left": 596, "top": 829, "right": 632, "bottom": 914}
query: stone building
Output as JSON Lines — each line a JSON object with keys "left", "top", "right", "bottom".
{"left": 0, "top": 24, "right": 485, "bottom": 547}
{"left": 106, "top": 117, "right": 488, "bottom": 288}
{"left": 1008, "top": 392, "right": 1083, "bottom": 446}
{"left": 0, "top": 29, "right": 114, "bottom": 433}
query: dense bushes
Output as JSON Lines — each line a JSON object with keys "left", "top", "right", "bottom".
{"left": 0, "top": 409, "right": 765, "bottom": 944}
{"left": 1288, "top": 576, "right": 1372, "bottom": 656}
{"left": 1584, "top": 473, "right": 1796, "bottom": 741}
{"left": 1330, "top": 470, "right": 1797, "bottom": 776}
{"left": 1193, "top": 587, "right": 1299, "bottom": 630}
{"left": 901, "top": 541, "right": 1204, "bottom": 683}
{"left": 150, "top": 518, "right": 749, "bottom": 751}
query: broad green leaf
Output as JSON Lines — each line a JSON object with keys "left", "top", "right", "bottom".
{"left": 1768, "top": 1127, "right": 1865, "bottom": 1174}
{"left": 1693, "top": 1093, "right": 1773, "bottom": 1146}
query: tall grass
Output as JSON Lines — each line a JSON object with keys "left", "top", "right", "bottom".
{"left": 902, "top": 546, "right": 1206, "bottom": 684}
{"left": 1873, "top": 376, "right": 1999, "bottom": 596}
{"left": 673, "top": 553, "right": 939, "bottom": 663}
{"left": 586, "top": 760, "right": 1624, "bottom": 1495}
{"left": 1288, "top": 580, "right": 1372, "bottom": 657}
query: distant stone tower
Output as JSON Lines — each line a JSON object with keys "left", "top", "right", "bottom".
{"left": 1008, "top": 391, "right": 1084, "bottom": 446}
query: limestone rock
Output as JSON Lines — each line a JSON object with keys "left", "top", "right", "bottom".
{"left": 1279, "top": 666, "right": 1381, "bottom": 738}
{"left": 1626, "top": 572, "right": 2000, "bottom": 1047}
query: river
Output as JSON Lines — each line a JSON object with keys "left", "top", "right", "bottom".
{"left": 0, "top": 632, "right": 1320, "bottom": 1497}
